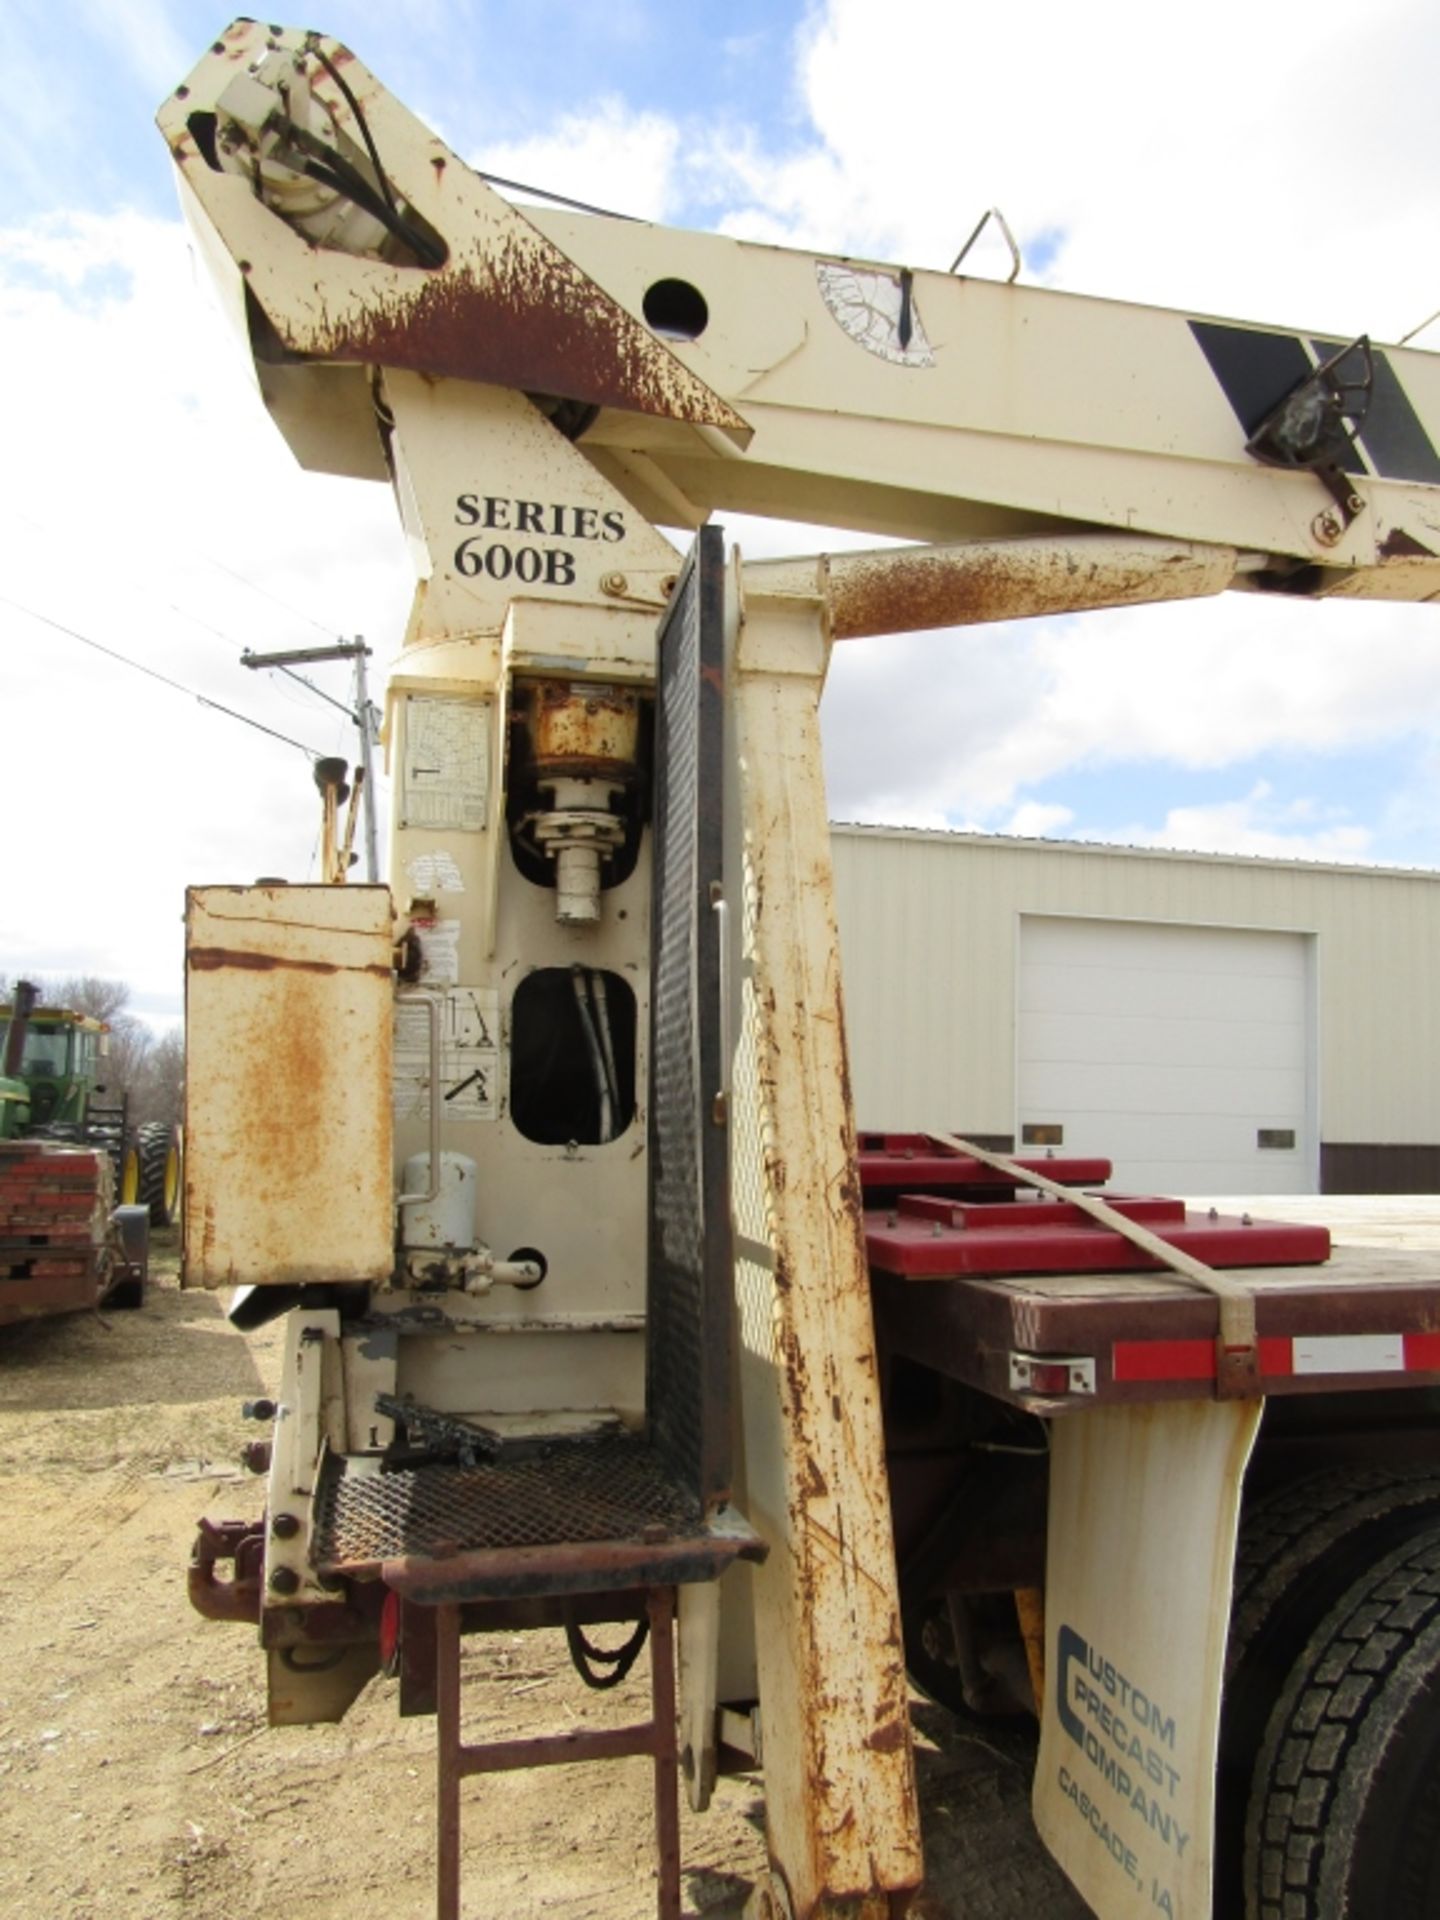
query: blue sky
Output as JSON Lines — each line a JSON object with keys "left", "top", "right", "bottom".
{"left": 7, "top": 3, "right": 807, "bottom": 227}
{"left": 4, "top": 0, "right": 1440, "bottom": 1022}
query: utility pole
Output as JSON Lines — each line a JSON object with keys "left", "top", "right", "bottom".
{"left": 241, "top": 639, "right": 381, "bottom": 882}
{"left": 351, "top": 643, "right": 381, "bottom": 883}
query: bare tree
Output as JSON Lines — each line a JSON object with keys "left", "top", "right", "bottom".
{"left": 132, "top": 1027, "right": 185, "bottom": 1130}
{"left": 45, "top": 976, "right": 132, "bottom": 1024}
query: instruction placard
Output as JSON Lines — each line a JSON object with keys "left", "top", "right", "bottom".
{"left": 393, "top": 987, "right": 500, "bottom": 1123}
{"left": 398, "top": 695, "right": 491, "bottom": 832}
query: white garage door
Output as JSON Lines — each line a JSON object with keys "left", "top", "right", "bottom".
{"left": 1018, "top": 916, "right": 1316, "bottom": 1195}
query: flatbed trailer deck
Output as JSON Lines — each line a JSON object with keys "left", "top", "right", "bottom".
{"left": 859, "top": 1134, "right": 1440, "bottom": 1413}
{"left": 872, "top": 1229, "right": 1440, "bottom": 1410}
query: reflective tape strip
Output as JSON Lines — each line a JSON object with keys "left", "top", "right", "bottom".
{"left": 1405, "top": 1331, "right": 1440, "bottom": 1370}
{"left": 1293, "top": 1333, "right": 1404, "bottom": 1376}
{"left": 1113, "top": 1332, "right": 1440, "bottom": 1384}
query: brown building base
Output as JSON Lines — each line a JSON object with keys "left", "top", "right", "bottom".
{"left": 1322, "top": 1144, "right": 1440, "bottom": 1194}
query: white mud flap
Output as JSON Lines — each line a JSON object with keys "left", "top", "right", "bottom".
{"left": 1033, "top": 1399, "right": 1261, "bottom": 1920}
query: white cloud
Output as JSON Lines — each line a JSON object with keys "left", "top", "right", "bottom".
{"left": 471, "top": 102, "right": 682, "bottom": 222}
{"left": 1004, "top": 802, "right": 1077, "bottom": 839}
{"left": 0, "top": 211, "right": 410, "bottom": 1015}
{"left": 821, "top": 586, "right": 1440, "bottom": 834}
{"left": 790, "top": 0, "right": 1437, "bottom": 338}
{"left": 1086, "top": 783, "right": 1374, "bottom": 864}
{"left": 76, "top": 0, "right": 192, "bottom": 96}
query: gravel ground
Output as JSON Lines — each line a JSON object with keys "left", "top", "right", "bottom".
{"left": 0, "top": 1241, "right": 1091, "bottom": 1918}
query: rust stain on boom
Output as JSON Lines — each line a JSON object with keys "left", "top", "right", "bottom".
{"left": 823, "top": 538, "right": 1232, "bottom": 639}
{"left": 277, "top": 237, "right": 752, "bottom": 438}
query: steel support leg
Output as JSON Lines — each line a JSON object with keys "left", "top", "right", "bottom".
{"left": 436, "top": 1601, "right": 463, "bottom": 1920}
{"left": 431, "top": 1589, "right": 681, "bottom": 1920}
{"left": 648, "top": 1586, "right": 681, "bottom": 1919}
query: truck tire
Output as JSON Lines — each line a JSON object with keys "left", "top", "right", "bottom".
{"left": 1243, "top": 1521, "right": 1440, "bottom": 1919}
{"left": 136, "top": 1122, "right": 182, "bottom": 1227}
{"left": 1215, "top": 1466, "right": 1440, "bottom": 1913}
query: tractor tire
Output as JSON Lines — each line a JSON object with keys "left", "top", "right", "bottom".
{"left": 1215, "top": 1466, "right": 1440, "bottom": 1913}
{"left": 136, "top": 1121, "right": 182, "bottom": 1227}
{"left": 1243, "top": 1520, "right": 1440, "bottom": 1919}
{"left": 119, "top": 1140, "right": 142, "bottom": 1208}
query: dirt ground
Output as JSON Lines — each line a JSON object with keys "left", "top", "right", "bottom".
{"left": 0, "top": 1244, "right": 1091, "bottom": 1919}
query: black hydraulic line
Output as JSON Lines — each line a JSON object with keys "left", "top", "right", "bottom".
{"left": 571, "top": 967, "right": 615, "bottom": 1143}
{"left": 284, "top": 116, "right": 445, "bottom": 267}
{"left": 307, "top": 40, "right": 401, "bottom": 218}
{"left": 564, "top": 1611, "right": 650, "bottom": 1691}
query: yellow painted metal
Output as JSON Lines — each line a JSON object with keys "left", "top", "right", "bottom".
{"left": 161, "top": 1142, "right": 181, "bottom": 1215}
{"left": 744, "top": 534, "right": 1240, "bottom": 639}
{"left": 156, "top": 24, "right": 748, "bottom": 451}
{"left": 153, "top": 18, "right": 1440, "bottom": 1905}
{"left": 724, "top": 578, "right": 922, "bottom": 1913}
{"left": 1015, "top": 1586, "right": 1046, "bottom": 1714}
{"left": 183, "top": 885, "right": 396, "bottom": 1288}
{"left": 160, "top": 23, "right": 1440, "bottom": 598}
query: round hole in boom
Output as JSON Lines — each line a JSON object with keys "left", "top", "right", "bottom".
{"left": 642, "top": 278, "right": 709, "bottom": 342}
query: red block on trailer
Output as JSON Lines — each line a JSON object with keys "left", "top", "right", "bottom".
{"left": 847, "top": 1131, "right": 1440, "bottom": 1411}
{"left": 856, "top": 1132, "right": 1113, "bottom": 1200}
{"left": 865, "top": 1200, "right": 1330, "bottom": 1279}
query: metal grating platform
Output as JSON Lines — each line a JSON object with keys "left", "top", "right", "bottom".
{"left": 312, "top": 1434, "right": 704, "bottom": 1578}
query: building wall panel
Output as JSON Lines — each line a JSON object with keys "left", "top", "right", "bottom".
{"left": 831, "top": 828, "right": 1440, "bottom": 1189}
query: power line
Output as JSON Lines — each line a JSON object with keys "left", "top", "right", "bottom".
{"left": 198, "top": 550, "right": 346, "bottom": 642}
{"left": 269, "top": 660, "right": 358, "bottom": 721}
{"left": 3, "top": 504, "right": 346, "bottom": 652}
{"left": 6, "top": 507, "right": 253, "bottom": 662}
{"left": 0, "top": 594, "right": 325, "bottom": 759}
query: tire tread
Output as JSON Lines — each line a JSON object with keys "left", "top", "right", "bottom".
{"left": 1246, "top": 1525, "right": 1440, "bottom": 1919}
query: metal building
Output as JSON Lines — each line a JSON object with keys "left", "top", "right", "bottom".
{"left": 830, "top": 826, "right": 1440, "bottom": 1196}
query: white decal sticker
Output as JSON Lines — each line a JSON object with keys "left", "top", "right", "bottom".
{"left": 405, "top": 850, "right": 466, "bottom": 894}
{"left": 414, "top": 920, "right": 460, "bottom": 986}
{"left": 816, "top": 261, "right": 937, "bottom": 367}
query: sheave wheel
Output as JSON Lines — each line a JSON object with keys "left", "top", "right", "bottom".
{"left": 1243, "top": 1520, "right": 1440, "bottom": 1919}
{"left": 136, "top": 1121, "right": 182, "bottom": 1227}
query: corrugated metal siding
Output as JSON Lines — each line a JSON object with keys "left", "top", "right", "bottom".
{"left": 830, "top": 828, "right": 1440, "bottom": 1147}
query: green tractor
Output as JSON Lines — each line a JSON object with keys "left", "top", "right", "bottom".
{"left": 0, "top": 981, "right": 182, "bottom": 1226}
